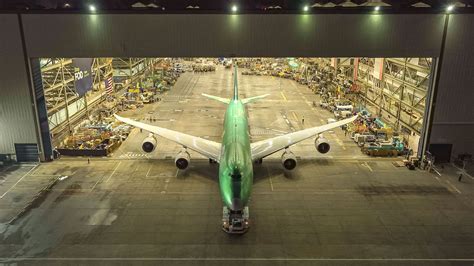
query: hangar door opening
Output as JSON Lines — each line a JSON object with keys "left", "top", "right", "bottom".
{"left": 36, "top": 57, "right": 433, "bottom": 160}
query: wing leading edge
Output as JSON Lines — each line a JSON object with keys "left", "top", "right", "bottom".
{"left": 250, "top": 115, "right": 358, "bottom": 160}
{"left": 114, "top": 114, "right": 222, "bottom": 162}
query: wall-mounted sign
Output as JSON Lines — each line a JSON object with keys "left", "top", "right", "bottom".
{"left": 72, "top": 58, "right": 93, "bottom": 96}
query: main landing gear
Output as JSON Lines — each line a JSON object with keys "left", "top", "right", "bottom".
{"left": 222, "top": 206, "right": 249, "bottom": 234}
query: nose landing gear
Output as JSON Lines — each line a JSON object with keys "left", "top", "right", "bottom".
{"left": 222, "top": 206, "right": 249, "bottom": 234}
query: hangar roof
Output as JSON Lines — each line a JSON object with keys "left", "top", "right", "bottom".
{"left": 1, "top": 0, "right": 473, "bottom": 12}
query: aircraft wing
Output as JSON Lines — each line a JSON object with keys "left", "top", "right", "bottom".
{"left": 202, "top": 93, "right": 230, "bottom": 104}
{"left": 241, "top": 94, "right": 270, "bottom": 104}
{"left": 114, "top": 115, "right": 222, "bottom": 162}
{"left": 250, "top": 115, "right": 358, "bottom": 160}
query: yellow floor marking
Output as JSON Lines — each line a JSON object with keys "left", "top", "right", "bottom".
{"left": 292, "top": 112, "right": 298, "bottom": 122}
{"left": 335, "top": 135, "right": 347, "bottom": 150}
{"left": 280, "top": 91, "right": 287, "bottom": 101}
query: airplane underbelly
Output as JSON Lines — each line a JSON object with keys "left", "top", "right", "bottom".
{"left": 218, "top": 162, "right": 253, "bottom": 211}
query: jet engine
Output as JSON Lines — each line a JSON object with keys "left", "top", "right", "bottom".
{"left": 142, "top": 134, "right": 157, "bottom": 153}
{"left": 315, "top": 135, "right": 330, "bottom": 154}
{"left": 281, "top": 150, "right": 297, "bottom": 170}
{"left": 175, "top": 150, "right": 191, "bottom": 170}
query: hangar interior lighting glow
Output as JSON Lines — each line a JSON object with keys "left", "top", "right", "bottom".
{"left": 89, "top": 4, "right": 96, "bottom": 12}
{"left": 374, "top": 6, "right": 380, "bottom": 11}
{"left": 231, "top": 5, "right": 238, "bottom": 12}
{"left": 303, "top": 5, "right": 309, "bottom": 12}
{"left": 446, "top": 5, "right": 454, "bottom": 12}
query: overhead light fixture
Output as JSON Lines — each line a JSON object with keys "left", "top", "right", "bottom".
{"left": 374, "top": 6, "right": 380, "bottom": 11}
{"left": 89, "top": 4, "right": 96, "bottom": 12}
{"left": 64, "top": 3, "right": 70, "bottom": 8}
{"left": 231, "top": 4, "right": 238, "bottom": 12}
{"left": 303, "top": 5, "right": 309, "bottom": 12}
{"left": 446, "top": 5, "right": 454, "bottom": 12}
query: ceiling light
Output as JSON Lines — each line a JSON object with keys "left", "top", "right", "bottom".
{"left": 374, "top": 6, "right": 380, "bottom": 11}
{"left": 231, "top": 5, "right": 238, "bottom": 12}
{"left": 303, "top": 5, "right": 309, "bottom": 12}
{"left": 89, "top": 4, "right": 96, "bottom": 12}
{"left": 446, "top": 5, "right": 454, "bottom": 12}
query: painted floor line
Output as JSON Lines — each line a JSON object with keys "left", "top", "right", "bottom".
{"left": 451, "top": 163, "right": 474, "bottom": 180}
{"left": 105, "top": 161, "right": 122, "bottom": 183}
{"left": 362, "top": 162, "right": 373, "bottom": 172}
{"left": 1, "top": 258, "right": 473, "bottom": 262}
{"left": 0, "top": 165, "right": 38, "bottom": 199}
{"left": 445, "top": 179, "right": 462, "bottom": 194}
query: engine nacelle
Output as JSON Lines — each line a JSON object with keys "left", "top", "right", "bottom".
{"left": 281, "top": 150, "right": 297, "bottom": 170}
{"left": 175, "top": 150, "right": 191, "bottom": 170}
{"left": 315, "top": 135, "right": 330, "bottom": 154}
{"left": 142, "top": 134, "right": 157, "bottom": 153}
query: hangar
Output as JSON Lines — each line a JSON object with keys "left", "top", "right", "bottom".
{"left": 0, "top": 0, "right": 473, "bottom": 264}
{"left": 1, "top": 12, "right": 473, "bottom": 163}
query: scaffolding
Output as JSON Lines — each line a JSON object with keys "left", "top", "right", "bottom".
{"left": 112, "top": 58, "right": 157, "bottom": 89}
{"left": 40, "top": 58, "right": 114, "bottom": 148}
{"left": 41, "top": 57, "right": 159, "bottom": 146}
{"left": 355, "top": 57, "right": 432, "bottom": 135}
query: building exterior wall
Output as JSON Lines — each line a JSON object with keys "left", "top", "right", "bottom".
{"left": 430, "top": 14, "right": 474, "bottom": 157}
{"left": 21, "top": 14, "right": 444, "bottom": 58}
{"left": 0, "top": 14, "right": 38, "bottom": 156}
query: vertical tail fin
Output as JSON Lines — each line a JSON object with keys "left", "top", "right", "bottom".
{"left": 233, "top": 64, "right": 238, "bottom": 100}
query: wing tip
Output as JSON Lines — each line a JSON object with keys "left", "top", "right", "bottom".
{"left": 113, "top": 114, "right": 127, "bottom": 123}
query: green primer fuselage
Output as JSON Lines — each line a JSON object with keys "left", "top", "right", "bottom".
{"left": 218, "top": 73, "right": 253, "bottom": 211}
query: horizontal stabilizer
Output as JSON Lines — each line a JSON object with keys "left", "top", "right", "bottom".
{"left": 241, "top": 94, "right": 270, "bottom": 104}
{"left": 202, "top": 93, "right": 230, "bottom": 104}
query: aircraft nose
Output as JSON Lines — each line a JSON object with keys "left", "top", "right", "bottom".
{"left": 231, "top": 198, "right": 244, "bottom": 211}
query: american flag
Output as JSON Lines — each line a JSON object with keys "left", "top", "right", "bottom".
{"left": 105, "top": 76, "right": 114, "bottom": 95}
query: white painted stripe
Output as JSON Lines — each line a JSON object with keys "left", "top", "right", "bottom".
{"left": 105, "top": 162, "right": 122, "bottom": 183}
{"left": 445, "top": 179, "right": 462, "bottom": 194}
{"left": 145, "top": 165, "right": 152, "bottom": 177}
{"left": 0, "top": 258, "right": 472, "bottom": 262}
{"left": 0, "top": 165, "right": 38, "bottom": 199}
{"left": 362, "top": 162, "right": 373, "bottom": 172}
{"left": 451, "top": 163, "right": 474, "bottom": 180}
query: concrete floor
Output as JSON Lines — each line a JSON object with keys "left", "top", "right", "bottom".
{"left": 112, "top": 67, "right": 363, "bottom": 160}
{"left": 0, "top": 67, "right": 473, "bottom": 265}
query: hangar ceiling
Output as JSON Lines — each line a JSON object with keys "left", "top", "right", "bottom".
{"left": 1, "top": 0, "right": 473, "bottom": 10}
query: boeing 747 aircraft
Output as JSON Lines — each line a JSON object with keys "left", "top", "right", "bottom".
{"left": 115, "top": 66, "right": 357, "bottom": 233}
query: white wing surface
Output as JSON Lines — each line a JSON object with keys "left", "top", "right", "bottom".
{"left": 114, "top": 115, "right": 222, "bottom": 161}
{"left": 250, "top": 115, "right": 358, "bottom": 160}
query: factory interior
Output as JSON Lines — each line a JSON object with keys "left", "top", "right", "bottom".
{"left": 0, "top": 3, "right": 474, "bottom": 265}
{"left": 42, "top": 58, "right": 430, "bottom": 161}
{"left": 1, "top": 57, "right": 473, "bottom": 264}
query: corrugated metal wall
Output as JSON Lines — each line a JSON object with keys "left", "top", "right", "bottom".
{"left": 0, "top": 15, "right": 38, "bottom": 156}
{"left": 20, "top": 14, "right": 444, "bottom": 58}
{"left": 431, "top": 14, "right": 474, "bottom": 156}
